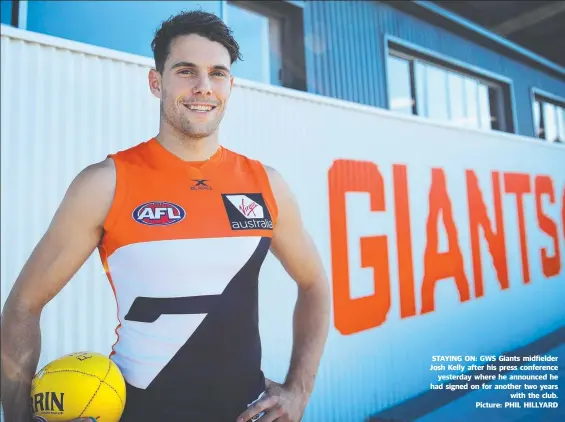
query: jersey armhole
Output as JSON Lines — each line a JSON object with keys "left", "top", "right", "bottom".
{"left": 252, "top": 161, "right": 279, "bottom": 226}
{"left": 103, "top": 154, "right": 129, "bottom": 233}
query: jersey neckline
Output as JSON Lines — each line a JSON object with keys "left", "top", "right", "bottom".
{"left": 146, "top": 137, "right": 224, "bottom": 171}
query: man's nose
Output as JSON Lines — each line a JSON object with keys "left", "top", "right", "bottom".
{"left": 192, "top": 75, "right": 213, "bottom": 96}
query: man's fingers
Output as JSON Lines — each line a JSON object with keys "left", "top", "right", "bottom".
{"left": 236, "top": 395, "right": 277, "bottom": 422}
{"left": 256, "top": 405, "right": 286, "bottom": 422}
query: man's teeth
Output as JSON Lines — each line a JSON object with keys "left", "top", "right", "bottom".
{"left": 187, "top": 105, "right": 214, "bottom": 111}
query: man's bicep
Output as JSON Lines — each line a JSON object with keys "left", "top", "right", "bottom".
{"left": 271, "top": 226, "right": 326, "bottom": 290}
{"left": 267, "top": 168, "right": 326, "bottom": 289}
{"left": 4, "top": 159, "right": 116, "bottom": 315}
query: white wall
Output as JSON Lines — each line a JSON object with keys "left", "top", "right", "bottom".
{"left": 2, "top": 24, "right": 564, "bottom": 421}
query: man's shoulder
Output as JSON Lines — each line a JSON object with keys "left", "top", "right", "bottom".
{"left": 77, "top": 158, "right": 116, "bottom": 188}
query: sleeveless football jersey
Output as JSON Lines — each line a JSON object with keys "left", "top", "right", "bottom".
{"left": 97, "top": 138, "right": 277, "bottom": 417}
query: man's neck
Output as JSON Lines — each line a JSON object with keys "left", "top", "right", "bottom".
{"left": 155, "top": 126, "right": 220, "bottom": 162}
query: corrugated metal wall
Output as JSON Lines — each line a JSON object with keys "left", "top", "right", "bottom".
{"left": 2, "top": 26, "right": 565, "bottom": 422}
{"left": 303, "top": 0, "right": 565, "bottom": 138}
{"left": 304, "top": 0, "right": 388, "bottom": 108}
{"left": 7, "top": 0, "right": 565, "bottom": 140}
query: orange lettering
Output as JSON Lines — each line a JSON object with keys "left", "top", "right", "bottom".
{"left": 466, "top": 171, "right": 509, "bottom": 297}
{"left": 504, "top": 173, "right": 532, "bottom": 283}
{"left": 393, "top": 165, "right": 416, "bottom": 318}
{"left": 535, "top": 176, "right": 561, "bottom": 277}
{"left": 329, "top": 160, "right": 391, "bottom": 335}
{"left": 422, "top": 169, "right": 470, "bottom": 314}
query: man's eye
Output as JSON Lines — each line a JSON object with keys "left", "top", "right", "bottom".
{"left": 179, "top": 70, "right": 194, "bottom": 75}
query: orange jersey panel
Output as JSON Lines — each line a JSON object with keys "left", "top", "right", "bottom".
{"left": 99, "top": 138, "right": 278, "bottom": 258}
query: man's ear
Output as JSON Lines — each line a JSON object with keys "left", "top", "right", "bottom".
{"left": 148, "top": 69, "right": 162, "bottom": 99}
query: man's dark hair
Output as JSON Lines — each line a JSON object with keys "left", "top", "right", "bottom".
{"left": 151, "top": 10, "right": 242, "bottom": 73}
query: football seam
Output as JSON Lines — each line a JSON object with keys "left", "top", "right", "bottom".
{"left": 101, "top": 361, "right": 125, "bottom": 408}
{"left": 78, "top": 362, "right": 111, "bottom": 418}
{"left": 45, "top": 367, "right": 125, "bottom": 411}
{"left": 44, "top": 369, "right": 104, "bottom": 381}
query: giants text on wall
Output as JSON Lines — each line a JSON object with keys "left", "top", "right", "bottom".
{"left": 329, "top": 160, "right": 564, "bottom": 335}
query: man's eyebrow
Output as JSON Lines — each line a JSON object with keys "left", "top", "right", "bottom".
{"left": 171, "top": 61, "right": 197, "bottom": 70}
{"left": 170, "top": 62, "right": 230, "bottom": 73}
{"left": 211, "top": 65, "right": 231, "bottom": 73}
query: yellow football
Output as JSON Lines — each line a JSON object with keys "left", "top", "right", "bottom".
{"left": 31, "top": 351, "right": 126, "bottom": 421}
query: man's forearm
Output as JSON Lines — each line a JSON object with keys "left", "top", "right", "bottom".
{"left": 284, "top": 281, "right": 330, "bottom": 398}
{"left": 1, "top": 307, "right": 42, "bottom": 421}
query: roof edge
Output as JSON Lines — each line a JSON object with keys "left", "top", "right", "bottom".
{"left": 395, "top": 1, "right": 565, "bottom": 79}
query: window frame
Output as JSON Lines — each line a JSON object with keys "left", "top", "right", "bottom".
{"left": 3, "top": 0, "right": 25, "bottom": 28}
{"left": 222, "top": 0, "right": 306, "bottom": 91}
{"left": 384, "top": 35, "right": 517, "bottom": 133}
{"left": 530, "top": 88, "right": 565, "bottom": 144}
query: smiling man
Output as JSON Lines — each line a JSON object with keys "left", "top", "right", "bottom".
{"left": 0, "top": 10, "right": 330, "bottom": 422}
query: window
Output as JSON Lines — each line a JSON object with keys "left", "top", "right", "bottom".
{"left": 387, "top": 55, "right": 415, "bottom": 115}
{"left": 224, "top": 1, "right": 305, "bottom": 90}
{"left": 533, "top": 94, "right": 565, "bottom": 144}
{"left": 387, "top": 48, "right": 512, "bottom": 132}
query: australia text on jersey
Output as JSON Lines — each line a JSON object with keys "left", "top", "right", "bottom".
{"left": 224, "top": 194, "right": 273, "bottom": 230}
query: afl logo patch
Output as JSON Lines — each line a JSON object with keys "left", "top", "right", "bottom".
{"left": 132, "top": 202, "right": 185, "bottom": 226}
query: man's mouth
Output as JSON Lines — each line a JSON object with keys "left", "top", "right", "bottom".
{"left": 183, "top": 103, "right": 217, "bottom": 113}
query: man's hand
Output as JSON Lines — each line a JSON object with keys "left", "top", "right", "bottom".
{"left": 236, "top": 378, "right": 308, "bottom": 422}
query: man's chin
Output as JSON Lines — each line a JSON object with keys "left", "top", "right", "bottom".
{"left": 182, "top": 128, "right": 217, "bottom": 139}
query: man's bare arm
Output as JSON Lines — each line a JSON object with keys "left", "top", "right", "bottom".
{"left": 237, "top": 166, "right": 330, "bottom": 421}
{"left": 1, "top": 159, "right": 116, "bottom": 421}
{"left": 266, "top": 167, "right": 331, "bottom": 399}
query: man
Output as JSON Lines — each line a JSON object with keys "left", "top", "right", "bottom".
{"left": 1, "top": 10, "right": 330, "bottom": 422}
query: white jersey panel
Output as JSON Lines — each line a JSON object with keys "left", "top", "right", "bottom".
{"left": 106, "top": 236, "right": 262, "bottom": 388}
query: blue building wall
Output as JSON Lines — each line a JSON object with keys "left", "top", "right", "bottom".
{"left": 304, "top": 0, "right": 388, "bottom": 110}
{"left": 6, "top": 0, "right": 565, "bottom": 138}
{"left": 1, "top": 0, "right": 13, "bottom": 25}
{"left": 303, "top": 1, "right": 565, "bottom": 138}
